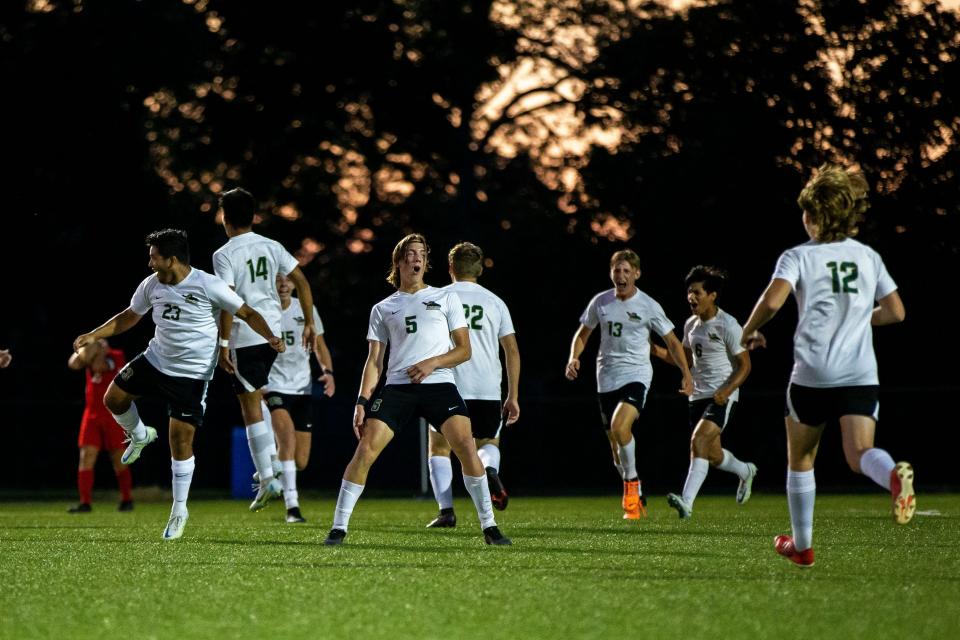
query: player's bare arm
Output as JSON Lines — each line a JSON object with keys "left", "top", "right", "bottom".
{"left": 500, "top": 333, "right": 521, "bottom": 425}
{"left": 315, "top": 333, "right": 336, "bottom": 397}
{"left": 565, "top": 324, "right": 592, "bottom": 380}
{"left": 68, "top": 339, "right": 103, "bottom": 370}
{"left": 872, "top": 290, "right": 906, "bottom": 326}
{"left": 73, "top": 308, "right": 142, "bottom": 352}
{"left": 217, "top": 308, "right": 237, "bottom": 374}
{"left": 288, "top": 267, "right": 317, "bottom": 350}
{"left": 742, "top": 278, "right": 792, "bottom": 349}
{"left": 663, "top": 331, "right": 694, "bottom": 396}
{"left": 353, "top": 340, "right": 385, "bottom": 438}
{"left": 714, "top": 350, "right": 751, "bottom": 406}
{"left": 406, "top": 327, "right": 471, "bottom": 384}
{"left": 235, "top": 304, "right": 284, "bottom": 353}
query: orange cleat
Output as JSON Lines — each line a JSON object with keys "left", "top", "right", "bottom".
{"left": 622, "top": 480, "right": 647, "bottom": 519}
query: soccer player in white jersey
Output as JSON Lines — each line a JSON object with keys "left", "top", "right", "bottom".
{"left": 741, "top": 164, "right": 914, "bottom": 568}
{"left": 653, "top": 266, "right": 757, "bottom": 519}
{"left": 213, "top": 188, "right": 317, "bottom": 512}
{"left": 73, "top": 229, "right": 282, "bottom": 540}
{"left": 425, "top": 242, "right": 520, "bottom": 528}
{"left": 323, "top": 233, "right": 511, "bottom": 546}
{"left": 566, "top": 250, "right": 694, "bottom": 519}
{"left": 263, "top": 272, "right": 336, "bottom": 523}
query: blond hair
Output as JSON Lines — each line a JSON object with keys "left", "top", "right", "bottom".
{"left": 610, "top": 249, "right": 641, "bottom": 271}
{"left": 797, "top": 164, "right": 869, "bottom": 242}
{"left": 448, "top": 242, "right": 484, "bottom": 279}
{"left": 387, "top": 233, "right": 430, "bottom": 287}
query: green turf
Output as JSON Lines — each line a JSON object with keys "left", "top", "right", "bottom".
{"left": 2, "top": 494, "right": 958, "bottom": 640}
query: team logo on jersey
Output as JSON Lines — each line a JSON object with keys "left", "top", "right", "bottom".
{"left": 708, "top": 332, "right": 723, "bottom": 344}
{"left": 181, "top": 293, "right": 201, "bottom": 305}
{"left": 294, "top": 316, "right": 305, "bottom": 324}
{"left": 626, "top": 312, "right": 643, "bottom": 322}
{"left": 422, "top": 301, "right": 442, "bottom": 311}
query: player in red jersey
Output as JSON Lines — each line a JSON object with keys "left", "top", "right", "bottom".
{"left": 67, "top": 339, "right": 134, "bottom": 512}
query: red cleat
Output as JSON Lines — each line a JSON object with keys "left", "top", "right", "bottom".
{"left": 774, "top": 535, "right": 815, "bottom": 567}
{"left": 890, "top": 462, "right": 916, "bottom": 525}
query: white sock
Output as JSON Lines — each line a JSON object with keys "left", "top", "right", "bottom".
{"left": 111, "top": 404, "right": 146, "bottom": 440}
{"left": 246, "top": 421, "right": 275, "bottom": 481}
{"left": 859, "top": 448, "right": 895, "bottom": 490}
{"left": 332, "top": 479, "right": 364, "bottom": 531}
{"left": 477, "top": 444, "right": 501, "bottom": 472}
{"left": 428, "top": 456, "right": 454, "bottom": 510}
{"left": 281, "top": 459, "right": 298, "bottom": 508}
{"left": 618, "top": 437, "right": 638, "bottom": 481}
{"left": 614, "top": 461, "right": 625, "bottom": 480}
{"left": 171, "top": 456, "right": 195, "bottom": 516}
{"left": 261, "top": 401, "right": 279, "bottom": 461}
{"left": 787, "top": 469, "right": 816, "bottom": 551}
{"left": 462, "top": 473, "right": 496, "bottom": 530}
{"left": 716, "top": 449, "right": 751, "bottom": 480}
{"left": 682, "top": 457, "right": 710, "bottom": 506}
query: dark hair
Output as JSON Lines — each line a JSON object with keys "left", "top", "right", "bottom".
{"left": 685, "top": 265, "right": 727, "bottom": 297}
{"left": 448, "top": 242, "right": 484, "bottom": 278}
{"left": 145, "top": 229, "right": 190, "bottom": 264}
{"left": 219, "top": 188, "right": 257, "bottom": 228}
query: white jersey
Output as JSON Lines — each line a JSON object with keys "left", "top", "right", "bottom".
{"left": 129, "top": 268, "right": 243, "bottom": 380}
{"left": 772, "top": 237, "right": 897, "bottom": 387}
{"left": 212, "top": 232, "right": 300, "bottom": 348}
{"left": 443, "top": 281, "right": 516, "bottom": 401}
{"left": 580, "top": 288, "right": 675, "bottom": 393}
{"left": 266, "top": 302, "right": 324, "bottom": 395}
{"left": 367, "top": 286, "right": 467, "bottom": 386}
{"left": 683, "top": 309, "right": 745, "bottom": 402}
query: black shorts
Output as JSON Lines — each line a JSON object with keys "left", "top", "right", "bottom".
{"left": 113, "top": 353, "right": 208, "bottom": 427}
{"left": 368, "top": 383, "right": 468, "bottom": 434}
{"left": 264, "top": 392, "right": 313, "bottom": 432}
{"left": 598, "top": 382, "right": 647, "bottom": 430}
{"left": 688, "top": 398, "right": 737, "bottom": 431}
{"left": 785, "top": 383, "right": 880, "bottom": 426}
{"left": 466, "top": 399, "right": 505, "bottom": 440}
{"left": 230, "top": 343, "right": 278, "bottom": 394}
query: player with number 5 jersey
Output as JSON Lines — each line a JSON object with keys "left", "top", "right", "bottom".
{"left": 741, "top": 163, "right": 914, "bottom": 568}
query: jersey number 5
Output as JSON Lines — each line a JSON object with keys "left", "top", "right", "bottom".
{"left": 405, "top": 316, "right": 417, "bottom": 334}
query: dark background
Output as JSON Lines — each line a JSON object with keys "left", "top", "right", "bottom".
{"left": 1, "top": 0, "right": 957, "bottom": 498}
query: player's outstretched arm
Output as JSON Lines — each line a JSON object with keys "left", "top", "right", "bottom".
{"left": 288, "top": 267, "right": 317, "bottom": 350}
{"left": 500, "top": 333, "right": 520, "bottom": 425}
{"left": 236, "top": 304, "right": 283, "bottom": 353}
{"left": 872, "top": 290, "right": 905, "bottom": 326}
{"left": 742, "top": 278, "right": 792, "bottom": 349}
{"left": 565, "top": 324, "right": 592, "bottom": 380}
{"left": 73, "top": 308, "right": 142, "bottom": 353}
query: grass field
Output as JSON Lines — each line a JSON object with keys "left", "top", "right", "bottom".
{"left": 2, "top": 493, "right": 958, "bottom": 640}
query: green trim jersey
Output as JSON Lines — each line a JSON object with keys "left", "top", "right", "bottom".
{"left": 580, "top": 288, "right": 675, "bottom": 393}
{"left": 265, "top": 302, "right": 324, "bottom": 395}
{"left": 682, "top": 309, "right": 745, "bottom": 402}
{"left": 212, "top": 232, "right": 300, "bottom": 349}
{"left": 367, "top": 286, "right": 468, "bottom": 386}
{"left": 443, "top": 281, "right": 516, "bottom": 401}
{"left": 129, "top": 268, "right": 244, "bottom": 380}
{"left": 772, "top": 237, "right": 897, "bottom": 387}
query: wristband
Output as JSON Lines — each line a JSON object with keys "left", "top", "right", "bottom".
{"left": 219, "top": 339, "right": 230, "bottom": 348}
{"left": 356, "top": 395, "right": 369, "bottom": 408}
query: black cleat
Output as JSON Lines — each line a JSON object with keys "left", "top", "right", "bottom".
{"left": 286, "top": 507, "right": 307, "bottom": 523}
{"left": 483, "top": 525, "right": 512, "bottom": 546}
{"left": 118, "top": 500, "right": 135, "bottom": 512}
{"left": 486, "top": 466, "right": 509, "bottom": 511}
{"left": 68, "top": 503, "right": 92, "bottom": 514}
{"left": 426, "top": 508, "right": 457, "bottom": 528}
{"left": 324, "top": 528, "right": 347, "bottom": 546}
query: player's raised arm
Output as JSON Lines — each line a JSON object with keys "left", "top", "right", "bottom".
{"left": 565, "top": 324, "right": 593, "bottom": 380}
{"left": 74, "top": 308, "right": 142, "bottom": 353}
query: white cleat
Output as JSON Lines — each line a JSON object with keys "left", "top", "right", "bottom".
{"left": 121, "top": 426, "right": 158, "bottom": 465}
{"left": 249, "top": 477, "right": 283, "bottom": 512}
{"left": 737, "top": 463, "right": 758, "bottom": 505}
{"left": 163, "top": 510, "right": 189, "bottom": 540}
{"left": 666, "top": 493, "right": 692, "bottom": 519}
{"left": 251, "top": 460, "right": 284, "bottom": 485}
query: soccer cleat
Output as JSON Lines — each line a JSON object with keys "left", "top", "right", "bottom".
{"left": 622, "top": 480, "right": 648, "bottom": 519}
{"left": 774, "top": 534, "right": 815, "bottom": 567}
{"left": 737, "top": 463, "right": 758, "bottom": 505}
{"left": 891, "top": 462, "right": 916, "bottom": 525}
{"left": 483, "top": 526, "right": 512, "bottom": 546}
{"left": 486, "top": 466, "right": 509, "bottom": 511}
{"left": 666, "top": 493, "right": 692, "bottom": 519}
{"left": 286, "top": 507, "right": 307, "bottom": 524}
{"left": 117, "top": 500, "right": 135, "bottom": 512}
{"left": 324, "top": 528, "right": 347, "bottom": 546}
{"left": 67, "top": 503, "right": 92, "bottom": 514}
{"left": 251, "top": 460, "right": 285, "bottom": 485}
{"left": 120, "top": 426, "right": 158, "bottom": 465}
{"left": 249, "top": 477, "right": 283, "bottom": 512}
{"left": 426, "top": 509, "right": 457, "bottom": 528}
{"left": 163, "top": 510, "right": 189, "bottom": 540}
